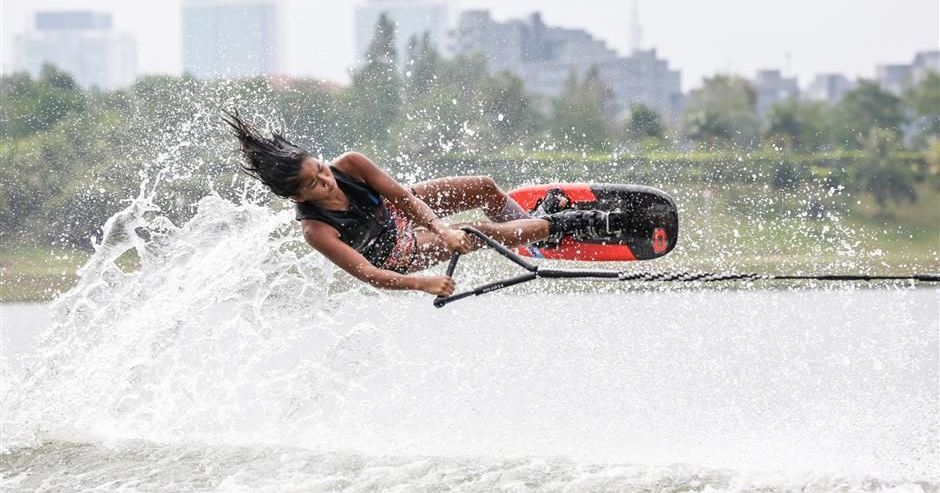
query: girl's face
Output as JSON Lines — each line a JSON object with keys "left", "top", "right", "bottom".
{"left": 291, "top": 157, "right": 336, "bottom": 203}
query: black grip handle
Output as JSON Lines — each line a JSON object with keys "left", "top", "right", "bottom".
{"left": 432, "top": 226, "right": 540, "bottom": 308}
{"left": 445, "top": 251, "right": 461, "bottom": 277}
{"left": 433, "top": 290, "right": 475, "bottom": 308}
{"left": 434, "top": 272, "right": 538, "bottom": 308}
{"left": 433, "top": 251, "right": 463, "bottom": 307}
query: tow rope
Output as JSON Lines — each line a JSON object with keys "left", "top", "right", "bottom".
{"left": 433, "top": 227, "right": 940, "bottom": 308}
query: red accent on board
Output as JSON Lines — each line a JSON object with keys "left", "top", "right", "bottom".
{"left": 510, "top": 183, "right": 637, "bottom": 262}
{"left": 511, "top": 183, "right": 597, "bottom": 211}
{"left": 531, "top": 239, "right": 638, "bottom": 261}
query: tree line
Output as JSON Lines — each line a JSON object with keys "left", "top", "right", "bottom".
{"left": 1, "top": 13, "right": 937, "bottom": 248}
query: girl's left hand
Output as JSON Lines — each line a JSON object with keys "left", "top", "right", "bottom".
{"left": 438, "top": 227, "right": 472, "bottom": 254}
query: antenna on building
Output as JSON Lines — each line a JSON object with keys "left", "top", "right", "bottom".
{"left": 629, "top": 0, "right": 643, "bottom": 54}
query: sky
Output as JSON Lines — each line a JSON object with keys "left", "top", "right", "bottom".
{"left": 1, "top": 0, "right": 937, "bottom": 92}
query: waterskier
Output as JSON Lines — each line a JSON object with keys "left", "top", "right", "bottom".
{"left": 224, "top": 111, "right": 621, "bottom": 297}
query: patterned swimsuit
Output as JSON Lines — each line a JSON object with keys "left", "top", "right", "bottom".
{"left": 295, "top": 167, "right": 419, "bottom": 274}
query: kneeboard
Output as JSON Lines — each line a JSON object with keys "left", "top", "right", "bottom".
{"left": 509, "top": 183, "right": 679, "bottom": 261}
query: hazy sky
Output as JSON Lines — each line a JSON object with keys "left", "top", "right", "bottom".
{"left": 2, "top": 0, "right": 937, "bottom": 91}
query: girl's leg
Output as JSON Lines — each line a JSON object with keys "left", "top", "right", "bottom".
{"left": 408, "top": 217, "right": 550, "bottom": 271}
{"left": 410, "top": 176, "right": 528, "bottom": 221}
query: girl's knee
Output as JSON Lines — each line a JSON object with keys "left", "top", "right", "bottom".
{"left": 475, "top": 176, "right": 501, "bottom": 194}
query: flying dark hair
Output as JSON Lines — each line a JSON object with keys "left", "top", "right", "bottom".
{"left": 222, "top": 109, "right": 309, "bottom": 198}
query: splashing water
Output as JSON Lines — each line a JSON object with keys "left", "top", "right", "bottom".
{"left": 1, "top": 85, "right": 938, "bottom": 491}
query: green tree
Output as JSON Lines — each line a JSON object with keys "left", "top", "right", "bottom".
{"left": 388, "top": 52, "right": 488, "bottom": 157}
{"left": 835, "top": 80, "right": 905, "bottom": 148}
{"left": 683, "top": 75, "right": 759, "bottom": 149}
{"left": 904, "top": 71, "right": 940, "bottom": 149}
{"left": 622, "top": 103, "right": 666, "bottom": 151}
{"left": 273, "top": 79, "right": 345, "bottom": 157}
{"left": 924, "top": 138, "right": 940, "bottom": 191}
{"left": 389, "top": 85, "right": 478, "bottom": 157}
{"left": 764, "top": 100, "right": 835, "bottom": 152}
{"left": 129, "top": 75, "right": 204, "bottom": 138}
{"left": 684, "top": 108, "right": 733, "bottom": 148}
{"left": 550, "top": 66, "right": 614, "bottom": 151}
{"left": 625, "top": 103, "right": 665, "bottom": 139}
{"left": 855, "top": 127, "right": 917, "bottom": 210}
{"left": 346, "top": 13, "right": 402, "bottom": 150}
{"left": 404, "top": 32, "right": 440, "bottom": 101}
{"left": 0, "top": 102, "right": 138, "bottom": 247}
{"left": 0, "top": 63, "right": 86, "bottom": 139}
{"left": 478, "top": 71, "right": 538, "bottom": 147}
{"left": 437, "top": 52, "right": 489, "bottom": 94}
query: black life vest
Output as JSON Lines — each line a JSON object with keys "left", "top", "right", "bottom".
{"left": 295, "top": 166, "right": 397, "bottom": 266}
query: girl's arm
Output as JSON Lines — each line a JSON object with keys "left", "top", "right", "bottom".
{"left": 301, "top": 220, "right": 454, "bottom": 295}
{"left": 336, "top": 152, "right": 470, "bottom": 253}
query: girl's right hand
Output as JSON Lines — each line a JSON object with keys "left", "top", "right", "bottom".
{"left": 437, "top": 227, "right": 472, "bottom": 254}
{"left": 420, "top": 275, "right": 456, "bottom": 296}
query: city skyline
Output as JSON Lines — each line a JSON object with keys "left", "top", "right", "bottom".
{"left": 13, "top": 10, "right": 138, "bottom": 90}
{"left": 1, "top": 0, "right": 937, "bottom": 92}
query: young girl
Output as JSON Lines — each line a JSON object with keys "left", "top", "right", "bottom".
{"left": 224, "top": 111, "right": 617, "bottom": 297}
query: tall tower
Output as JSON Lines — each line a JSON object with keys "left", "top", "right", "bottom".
{"left": 629, "top": 0, "right": 643, "bottom": 54}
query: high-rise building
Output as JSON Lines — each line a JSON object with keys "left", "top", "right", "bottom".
{"left": 805, "top": 73, "right": 854, "bottom": 103}
{"left": 451, "top": 10, "right": 682, "bottom": 119}
{"left": 875, "top": 64, "right": 913, "bottom": 95}
{"left": 911, "top": 50, "right": 939, "bottom": 83}
{"left": 753, "top": 69, "right": 799, "bottom": 117}
{"left": 182, "top": 0, "right": 283, "bottom": 79}
{"left": 14, "top": 11, "right": 137, "bottom": 90}
{"left": 449, "top": 10, "right": 528, "bottom": 72}
{"left": 875, "top": 50, "right": 939, "bottom": 95}
{"left": 355, "top": 0, "right": 449, "bottom": 65}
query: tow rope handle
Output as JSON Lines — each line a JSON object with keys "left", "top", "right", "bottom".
{"left": 433, "top": 227, "right": 621, "bottom": 308}
{"left": 433, "top": 227, "right": 540, "bottom": 308}
{"left": 432, "top": 227, "right": 940, "bottom": 308}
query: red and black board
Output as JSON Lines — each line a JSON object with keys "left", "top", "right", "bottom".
{"left": 509, "top": 183, "right": 679, "bottom": 261}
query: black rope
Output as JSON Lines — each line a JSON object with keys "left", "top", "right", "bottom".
{"left": 433, "top": 227, "right": 940, "bottom": 307}
{"left": 615, "top": 271, "right": 940, "bottom": 283}
{"left": 615, "top": 271, "right": 760, "bottom": 282}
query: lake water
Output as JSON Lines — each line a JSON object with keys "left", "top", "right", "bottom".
{"left": 2, "top": 190, "right": 937, "bottom": 491}
{"left": 2, "top": 287, "right": 937, "bottom": 492}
